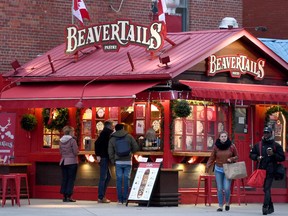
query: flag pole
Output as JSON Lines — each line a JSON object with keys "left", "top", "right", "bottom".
{"left": 72, "top": 0, "right": 74, "bottom": 24}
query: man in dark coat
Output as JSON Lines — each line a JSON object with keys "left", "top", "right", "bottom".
{"left": 249, "top": 126, "right": 285, "bottom": 215}
{"left": 95, "top": 121, "right": 114, "bottom": 203}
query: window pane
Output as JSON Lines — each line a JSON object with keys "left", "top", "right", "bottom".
{"left": 174, "top": 135, "right": 183, "bottom": 150}
{"left": 186, "top": 135, "right": 193, "bottom": 150}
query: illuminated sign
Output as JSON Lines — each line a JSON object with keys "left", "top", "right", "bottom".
{"left": 208, "top": 54, "right": 266, "bottom": 80}
{"left": 65, "top": 20, "right": 165, "bottom": 53}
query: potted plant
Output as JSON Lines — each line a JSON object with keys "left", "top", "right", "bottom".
{"left": 20, "top": 114, "right": 37, "bottom": 131}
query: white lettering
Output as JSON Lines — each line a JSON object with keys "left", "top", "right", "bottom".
{"left": 65, "top": 20, "right": 164, "bottom": 53}
{"left": 208, "top": 54, "right": 266, "bottom": 80}
{"left": 66, "top": 26, "right": 78, "bottom": 53}
{"left": 148, "top": 23, "right": 162, "bottom": 50}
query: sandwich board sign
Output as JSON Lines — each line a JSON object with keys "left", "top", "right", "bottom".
{"left": 127, "top": 162, "right": 161, "bottom": 206}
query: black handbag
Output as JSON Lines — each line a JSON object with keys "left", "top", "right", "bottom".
{"left": 274, "top": 163, "right": 285, "bottom": 180}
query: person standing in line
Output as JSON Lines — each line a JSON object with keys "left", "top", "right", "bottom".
{"left": 108, "top": 123, "right": 139, "bottom": 204}
{"left": 95, "top": 120, "right": 114, "bottom": 203}
{"left": 59, "top": 126, "right": 79, "bottom": 202}
{"left": 206, "top": 131, "right": 239, "bottom": 212}
{"left": 249, "top": 127, "right": 285, "bottom": 215}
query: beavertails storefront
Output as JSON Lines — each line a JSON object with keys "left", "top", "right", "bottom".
{"left": 1, "top": 21, "right": 288, "bottom": 204}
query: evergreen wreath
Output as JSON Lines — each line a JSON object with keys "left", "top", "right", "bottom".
{"left": 20, "top": 114, "right": 37, "bottom": 131}
{"left": 173, "top": 100, "right": 191, "bottom": 118}
{"left": 265, "top": 106, "right": 288, "bottom": 125}
{"left": 265, "top": 106, "right": 288, "bottom": 148}
{"left": 42, "top": 108, "right": 69, "bottom": 131}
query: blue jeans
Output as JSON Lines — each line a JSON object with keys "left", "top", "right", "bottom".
{"left": 115, "top": 163, "right": 132, "bottom": 203}
{"left": 214, "top": 169, "right": 232, "bottom": 207}
{"left": 98, "top": 158, "right": 111, "bottom": 200}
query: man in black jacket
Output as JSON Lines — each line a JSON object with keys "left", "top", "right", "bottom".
{"left": 95, "top": 121, "right": 114, "bottom": 203}
{"left": 249, "top": 126, "right": 285, "bottom": 215}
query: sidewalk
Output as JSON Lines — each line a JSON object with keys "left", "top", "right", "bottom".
{"left": 1, "top": 199, "right": 287, "bottom": 216}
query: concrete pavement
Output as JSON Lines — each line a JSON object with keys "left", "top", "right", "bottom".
{"left": 1, "top": 199, "right": 288, "bottom": 216}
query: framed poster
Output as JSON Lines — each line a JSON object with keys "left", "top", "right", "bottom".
{"left": 136, "top": 120, "right": 145, "bottom": 134}
{"left": 128, "top": 162, "right": 161, "bottom": 205}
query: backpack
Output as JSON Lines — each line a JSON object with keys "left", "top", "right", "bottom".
{"left": 115, "top": 135, "right": 131, "bottom": 157}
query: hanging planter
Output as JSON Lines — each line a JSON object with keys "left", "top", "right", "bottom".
{"left": 20, "top": 114, "right": 37, "bottom": 131}
{"left": 173, "top": 100, "right": 191, "bottom": 118}
{"left": 42, "top": 108, "right": 69, "bottom": 131}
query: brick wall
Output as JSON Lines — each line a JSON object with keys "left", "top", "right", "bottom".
{"left": 0, "top": 0, "right": 243, "bottom": 74}
{"left": 243, "top": 0, "right": 288, "bottom": 39}
{"left": 189, "top": 0, "right": 243, "bottom": 31}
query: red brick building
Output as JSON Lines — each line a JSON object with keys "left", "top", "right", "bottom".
{"left": 0, "top": 0, "right": 287, "bottom": 205}
{"left": 1, "top": 0, "right": 243, "bottom": 74}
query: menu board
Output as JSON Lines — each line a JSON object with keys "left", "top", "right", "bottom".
{"left": 128, "top": 162, "right": 161, "bottom": 203}
{"left": 0, "top": 113, "right": 16, "bottom": 163}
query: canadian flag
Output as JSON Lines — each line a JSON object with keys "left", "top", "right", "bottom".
{"left": 158, "top": 0, "right": 167, "bottom": 23}
{"left": 72, "top": 0, "right": 90, "bottom": 25}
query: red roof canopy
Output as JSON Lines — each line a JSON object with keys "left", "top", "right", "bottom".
{"left": 3, "top": 29, "right": 287, "bottom": 82}
{"left": 0, "top": 81, "right": 158, "bottom": 108}
{"left": 180, "top": 80, "right": 288, "bottom": 103}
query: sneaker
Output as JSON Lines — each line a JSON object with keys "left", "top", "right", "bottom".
{"left": 118, "top": 200, "right": 123, "bottom": 205}
{"left": 98, "top": 198, "right": 111, "bottom": 203}
{"left": 225, "top": 205, "right": 230, "bottom": 211}
{"left": 217, "top": 208, "right": 223, "bottom": 212}
{"left": 64, "top": 198, "right": 76, "bottom": 202}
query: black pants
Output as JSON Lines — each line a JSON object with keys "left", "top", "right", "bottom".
{"left": 263, "top": 173, "right": 274, "bottom": 207}
{"left": 60, "top": 163, "right": 78, "bottom": 197}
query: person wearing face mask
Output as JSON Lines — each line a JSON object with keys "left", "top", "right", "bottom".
{"left": 249, "top": 126, "right": 285, "bottom": 215}
{"left": 206, "top": 131, "right": 239, "bottom": 212}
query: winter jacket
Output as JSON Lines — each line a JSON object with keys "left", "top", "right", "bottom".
{"left": 108, "top": 129, "right": 139, "bottom": 165}
{"left": 206, "top": 138, "right": 238, "bottom": 171}
{"left": 59, "top": 135, "right": 79, "bottom": 165}
{"left": 94, "top": 127, "right": 113, "bottom": 158}
{"left": 249, "top": 137, "right": 285, "bottom": 174}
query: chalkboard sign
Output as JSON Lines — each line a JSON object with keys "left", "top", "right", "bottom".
{"left": 127, "top": 162, "right": 161, "bottom": 206}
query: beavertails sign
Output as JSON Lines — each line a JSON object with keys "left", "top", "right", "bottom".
{"left": 65, "top": 20, "right": 165, "bottom": 53}
{"left": 208, "top": 54, "right": 266, "bottom": 80}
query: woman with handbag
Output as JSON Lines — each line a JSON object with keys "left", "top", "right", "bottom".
{"left": 249, "top": 127, "right": 285, "bottom": 215}
{"left": 206, "top": 131, "right": 239, "bottom": 212}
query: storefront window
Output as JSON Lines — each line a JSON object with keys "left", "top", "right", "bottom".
{"left": 135, "top": 104, "right": 145, "bottom": 135}
{"left": 150, "top": 104, "right": 161, "bottom": 134}
{"left": 82, "top": 108, "right": 92, "bottom": 150}
{"left": 173, "top": 104, "right": 228, "bottom": 152}
{"left": 43, "top": 128, "right": 60, "bottom": 149}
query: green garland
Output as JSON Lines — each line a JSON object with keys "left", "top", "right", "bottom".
{"left": 170, "top": 100, "right": 177, "bottom": 150}
{"left": 42, "top": 108, "right": 69, "bottom": 131}
{"left": 20, "top": 114, "right": 37, "bottom": 131}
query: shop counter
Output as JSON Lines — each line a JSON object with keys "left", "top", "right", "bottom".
{"left": 0, "top": 163, "right": 32, "bottom": 174}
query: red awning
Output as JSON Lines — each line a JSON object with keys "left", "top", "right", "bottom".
{"left": 180, "top": 80, "right": 288, "bottom": 103}
{"left": 0, "top": 82, "right": 158, "bottom": 108}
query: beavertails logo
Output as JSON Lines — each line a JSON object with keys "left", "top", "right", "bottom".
{"left": 65, "top": 20, "right": 165, "bottom": 53}
{"left": 208, "top": 54, "right": 266, "bottom": 80}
